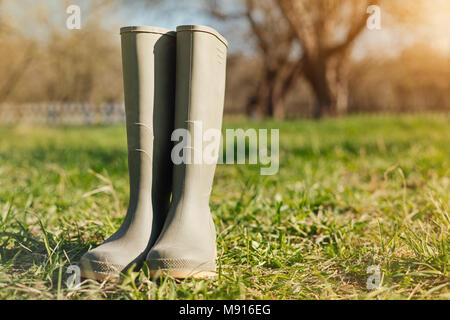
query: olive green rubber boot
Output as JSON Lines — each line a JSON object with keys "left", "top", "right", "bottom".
{"left": 80, "top": 26, "right": 176, "bottom": 281}
{"left": 146, "top": 25, "right": 228, "bottom": 279}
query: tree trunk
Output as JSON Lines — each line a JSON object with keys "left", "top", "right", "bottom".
{"left": 271, "top": 93, "right": 286, "bottom": 120}
{"left": 327, "top": 53, "right": 350, "bottom": 116}
{"left": 248, "top": 69, "right": 286, "bottom": 120}
{"left": 247, "top": 69, "right": 274, "bottom": 119}
{"left": 304, "top": 55, "right": 350, "bottom": 118}
{"left": 247, "top": 60, "right": 300, "bottom": 120}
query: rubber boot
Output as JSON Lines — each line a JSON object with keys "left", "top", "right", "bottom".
{"left": 79, "top": 26, "right": 176, "bottom": 281}
{"left": 146, "top": 25, "right": 228, "bottom": 279}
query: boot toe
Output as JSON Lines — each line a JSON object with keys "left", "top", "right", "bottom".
{"left": 146, "top": 245, "right": 216, "bottom": 277}
{"left": 79, "top": 249, "right": 127, "bottom": 281}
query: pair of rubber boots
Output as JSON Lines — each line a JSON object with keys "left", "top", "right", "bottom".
{"left": 79, "top": 25, "right": 227, "bottom": 281}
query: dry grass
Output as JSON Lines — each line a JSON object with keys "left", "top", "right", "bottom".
{"left": 0, "top": 114, "right": 448, "bottom": 299}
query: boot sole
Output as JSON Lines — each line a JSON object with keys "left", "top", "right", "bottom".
{"left": 79, "top": 259, "right": 124, "bottom": 282}
{"left": 80, "top": 269, "right": 120, "bottom": 282}
{"left": 148, "top": 250, "right": 218, "bottom": 280}
{"left": 149, "top": 269, "right": 217, "bottom": 280}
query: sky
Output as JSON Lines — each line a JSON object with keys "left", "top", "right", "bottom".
{"left": 1, "top": 0, "right": 448, "bottom": 56}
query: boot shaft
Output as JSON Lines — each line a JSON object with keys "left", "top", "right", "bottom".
{"left": 146, "top": 26, "right": 228, "bottom": 277}
{"left": 173, "top": 25, "right": 228, "bottom": 206}
{"left": 120, "top": 27, "right": 176, "bottom": 215}
{"left": 79, "top": 27, "right": 178, "bottom": 280}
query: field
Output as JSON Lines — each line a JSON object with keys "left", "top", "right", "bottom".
{"left": 0, "top": 115, "right": 448, "bottom": 299}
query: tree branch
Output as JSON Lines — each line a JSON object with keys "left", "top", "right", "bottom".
{"left": 278, "top": 0, "right": 317, "bottom": 58}
{"left": 325, "top": 0, "right": 379, "bottom": 57}
{"left": 280, "top": 57, "right": 304, "bottom": 96}
{"left": 244, "top": 0, "right": 271, "bottom": 55}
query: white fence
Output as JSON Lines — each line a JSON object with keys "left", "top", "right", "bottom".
{"left": 0, "top": 103, "right": 125, "bottom": 125}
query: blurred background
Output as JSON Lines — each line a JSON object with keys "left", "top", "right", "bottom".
{"left": 0, "top": 0, "right": 448, "bottom": 123}
{"left": 0, "top": 1, "right": 449, "bottom": 300}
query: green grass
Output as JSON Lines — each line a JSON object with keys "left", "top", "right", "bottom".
{"left": 0, "top": 114, "right": 448, "bottom": 299}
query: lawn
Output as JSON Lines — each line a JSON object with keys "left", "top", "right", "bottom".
{"left": 0, "top": 115, "right": 448, "bottom": 299}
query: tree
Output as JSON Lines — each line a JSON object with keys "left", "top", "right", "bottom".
{"left": 0, "top": 0, "right": 35, "bottom": 102}
{"left": 211, "top": 0, "right": 380, "bottom": 118}
{"left": 239, "top": 0, "right": 302, "bottom": 119}
{"left": 278, "top": 0, "right": 379, "bottom": 118}
{"left": 210, "top": 0, "right": 301, "bottom": 119}
{"left": 0, "top": 0, "right": 122, "bottom": 104}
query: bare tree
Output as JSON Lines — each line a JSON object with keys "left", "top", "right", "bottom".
{"left": 211, "top": 0, "right": 302, "bottom": 119}
{"left": 277, "top": 0, "right": 379, "bottom": 118}
{"left": 0, "top": 43, "right": 34, "bottom": 102}
{"left": 0, "top": 0, "right": 35, "bottom": 102}
{"left": 241, "top": 0, "right": 303, "bottom": 119}
{"left": 211, "top": 0, "right": 382, "bottom": 118}
{"left": 0, "top": 0, "right": 123, "bottom": 104}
